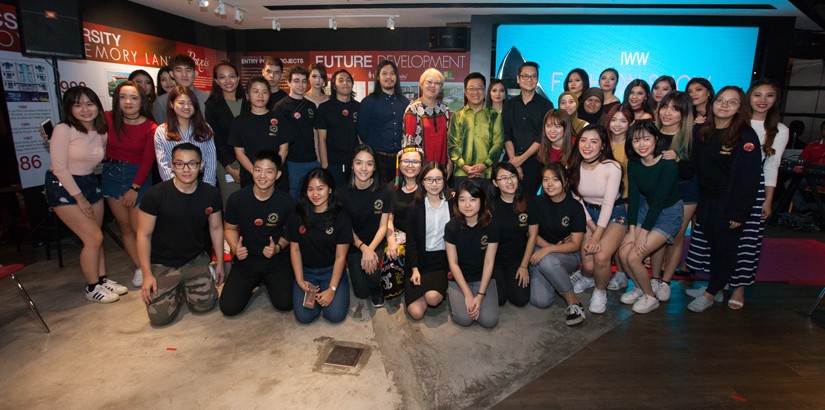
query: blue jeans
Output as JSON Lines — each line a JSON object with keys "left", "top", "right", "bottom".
{"left": 292, "top": 266, "right": 350, "bottom": 324}
{"left": 287, "top": 161, "right": 320, "bottom": 199}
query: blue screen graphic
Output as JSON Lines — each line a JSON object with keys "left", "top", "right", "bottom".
{"left": 495, "top": 24, "right": 759, "bottom": 104}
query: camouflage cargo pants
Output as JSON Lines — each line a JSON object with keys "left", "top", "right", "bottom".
{"left": 146, "top": 253, "right": 218, "bottom": 325}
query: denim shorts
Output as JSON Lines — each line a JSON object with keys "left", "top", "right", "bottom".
{"left": 636, "top": 197, "right": 684, "bottom": 244}
{"left": 678, "top": 176, "right": 699, "bottom": 205}
{"left": 45, "top": 170, "right": 102, "bottom": 208}
{"left": 584, "top": 202, "right": 628, "bottom": 227}
{"left": 101, "top": 161, "right": 151, "bottom": 205}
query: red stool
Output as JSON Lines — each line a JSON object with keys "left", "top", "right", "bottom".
{"left": 0, "top": 264, "right": 50, "bottom": 333}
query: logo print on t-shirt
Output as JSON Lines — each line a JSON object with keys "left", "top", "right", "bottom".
{"left": 342, "top": 109, "right": 349, "bottom": 117}
{"left": 518, "top": 213, "right": 528, "bottom": 225}
{"left": 269, "top": 125, "right": 278, "bottom": 136}
{"left": 480, "top": 234, "right": 488, "bottom": 249}
{"left": 308, "top": 108, "right": 315, "bottom": 118}
{"left": 268, "top": 213, "right": 279, "bottom": 225}
{"left": 374, "top": 199, "right": 383, "bottom": 211}
{"left": 561, "top": 216, "right": 570, "bottom": 227}
{"left": 254, "top": 218, "right": 264, "bottom": 226}
{"left": 352, "top": 112, "right": 358, "bottom": 122}
{"left": 325, "top": 226, "right": 334, "bottom": 235}
{"left": 205, "top": 207, "right": 214, "bottom": 216}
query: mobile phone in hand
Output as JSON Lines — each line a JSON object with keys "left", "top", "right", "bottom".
{"left": 40, "top": 119, "right": 53, "bottom": 139}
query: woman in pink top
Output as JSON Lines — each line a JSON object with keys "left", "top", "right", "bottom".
{"left": 45, "top": 86, "right": 125, "bottom": 303}
{"left": 567, "top": 124, "right": 626, "bottom": 314}
{"left": 102, "top": 81, "right": 158, "bottom": 288}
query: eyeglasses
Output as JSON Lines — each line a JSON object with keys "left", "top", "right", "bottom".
{"left": 171, "top": 161, "right": 201, "bottom": 170}
{"left": 519, "top": 74, "right": 537, "bottom": 81}
{"left": 400, "top": 159, "right": 422, "bottom": 166}
{"left": 714, "top": 99, "right": 740, "bottom": 106}
{"left": 424, "top": 80, "right": 443, "bottom": 87}
{"left": 466, "top": 87, "right": 485, "bottom": 93}
{"left": 496, "top": 175, "right": 518, "bottom": 183}
{"left": 423, "top": 177, "right": 444, "bottom": 184}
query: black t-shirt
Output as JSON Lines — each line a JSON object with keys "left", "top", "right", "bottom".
{"left": 266, "top": 89, "right": 288, "bottom": 111}
{"left": 501, "top": 93, "right": 554, "bottom": 154}
{"left": 491, "top": 196, "right": 538, "bottom": 265}
{"left": 228, "top": 110, "right": 293, "bottom": 187}
{"left": 286, "top": 209, "right": 353, "bottom": 268}
{"left": 316, "top": 98, "right": 361, "bottom": 165}
{"left": 140, "top": 180, "right": 222, "bottom": 268}
{"left": 444, "top": 218, "right": 500, "bottom": 282}
{"left": 390, "top": 183, "right": 417, "bottom": 234}
{"left": 535, "top": 192, "right": 586, "bottom": 245}
{"left": 273, "top": 96, "right": 317, "bottom": 163}
{"left": 338, "top": 184, "right": 393, "bottom": 252}
{"left": 224, "top": 186, "right": 295, "bottom": 262}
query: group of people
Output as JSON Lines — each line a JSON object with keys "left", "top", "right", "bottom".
{"left": 45, "top": 54, "right": 789, "bottom": 328}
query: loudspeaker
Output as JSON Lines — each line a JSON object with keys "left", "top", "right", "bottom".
{"left": 428, "top": 27, "right": 468, "bottom": 52}
{"left": 17, "top": 0, "right": 85, "bottom": 59}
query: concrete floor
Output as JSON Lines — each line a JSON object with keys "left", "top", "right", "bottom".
{"left": 0, "top": 237, "right": 629, "bottom": 410}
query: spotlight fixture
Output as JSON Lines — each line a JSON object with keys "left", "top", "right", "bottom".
{"left": 198, "top": 0, "right": 208, "bottom": 8}
{"left": 215, "top": 1, "right": 226, "bottom": 16}
{"left": 272, "top": 18, "right": 281, "bottom": 31}
{"left": 329, "top": 17, "right": 337, "bottom": 30}
{"left": 234, "top": 8, "right": 244, "bottom": 23}
{"left": 387, "top": 16, "right": 395, "bottom": 30}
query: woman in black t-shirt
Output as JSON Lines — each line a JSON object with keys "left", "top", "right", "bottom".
{"left": 405, "top": 162, "right": 452, "bottom": 320}
{"left": 445, "top": 180, "right": 499, "bottom": 328}
{"left": 489, "top": 162, "right": 538, "bottom": 307}
{"left": 339, "top": 144, "right": 393, "bottom": 308}
{"left": 529, "top": 163, "right": 587, "bottom": 326}
{"left": 231, "top": 76, "right": 290, "bottom": 188}
{"left": 286, "top": 168, "right": 352, "bottom": 323}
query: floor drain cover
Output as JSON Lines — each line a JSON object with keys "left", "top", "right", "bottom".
{"left": 324, "top": 345, "right": 364, "bottom": 367}
{"left": 314, "top": 340, "right": 371, "bottom": 375}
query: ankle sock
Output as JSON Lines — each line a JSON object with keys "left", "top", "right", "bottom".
{"left": 86, "top": 284, "right": 98, "bottom": 292}
{"left": 98, "top": 275, "right": 108, "bottom": 284}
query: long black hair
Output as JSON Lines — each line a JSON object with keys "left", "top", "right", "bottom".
{"left": 489, "top": 161, "right": 527, "bottom": 214}
{"left": 111, "top": 80, "right": 152, "bottom": 141}
{"left": 370, "top": 60, "right": 403, "bottom": 98}
{"left": 296, "top": 167, "right": 342, "bottom": 230}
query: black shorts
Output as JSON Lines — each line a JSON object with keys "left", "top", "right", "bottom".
{"left": 45, "top": 170, "right": 102, "bottom": 208}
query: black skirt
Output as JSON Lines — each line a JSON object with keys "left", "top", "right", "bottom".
{"left": 404, "top": 250, "right": 448, "bottom": 305}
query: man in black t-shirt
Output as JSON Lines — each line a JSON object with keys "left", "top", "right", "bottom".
{"left": 137, "top": 143, "right": 224, "bottom": 326}
{"left": 502, "top": 62, "right": 554, "bottom": 196}
{"left": 220, "top": 150, "right": 296, "bottom": 316}
{"left": 273, "top": 65, "right": 319, "bottom": 199}
{"left": 317, "top": 69, "right": 361, "bottom": 188}
{"left": 262, "top": 56, "right": 288, "bottom": 110}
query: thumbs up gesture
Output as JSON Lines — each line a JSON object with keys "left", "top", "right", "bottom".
{"left": 262, "top": 236, "right": 277, "bottom": 259}
{"left": 236, "top": 235, "right": 249, "bottom": 260}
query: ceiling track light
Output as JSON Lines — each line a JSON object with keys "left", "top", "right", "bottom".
{"left": 328, "top": 17, "right": 337, "bottom": 31}
{"left": 264, "top": 15, "right": 398, "bottom": 30}
{"left": 215, "top": 1, "right": 226, "bottom": 16}
{"left": 197, "top": 0, "right": 208, "bottom": 8}
{"left": 387, "top": 16, "right": 395, "bottom": 30}
{"left": 234, "top": 8, "right": 244, "bottom": 23}
{"left": 272, "top": 18, "right": 281, "bottom": 31}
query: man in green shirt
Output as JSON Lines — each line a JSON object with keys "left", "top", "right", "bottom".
{"left": 448, "top": 72, "right": 505, "bottom": 189}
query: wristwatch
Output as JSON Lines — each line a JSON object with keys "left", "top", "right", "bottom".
{"left": 330, "top": 285, "right": 337, "bottom": 292}
{"left": 130, "top": 185, "right": 140, "bottom": 192}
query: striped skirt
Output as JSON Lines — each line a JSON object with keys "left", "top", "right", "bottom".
{"left": 685, "top": 174, "right": 766, "bottom": 287}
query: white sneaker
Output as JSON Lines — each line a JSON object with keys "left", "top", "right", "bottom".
{"left": 607, "top": 271, "right": 628, "bottom": 290}
{"left": 565, "top": 304, "right": 586, "bottom": 326}
{"left": 620, "top": 287, "right": 644, "bottom": 305}
{"left": 573, "top": 275, "right": 596, "bottom": 294}
{"left": 100, "top": 278, "right": 127, "bottom": 295}
{"left": 687, "top": 295, "right": 714, "bottom": 312}
{"left": 570, "top": 270, "right": 583, "bottom": 285}
{"left": 85, "top": 284, "right": 119, "bottom": 303}
{"left": 632, "top": 294, "right": 660, "bottom": 314}
{"left": 588, "top": 289, "right": 607, "bottom": 314}
{"left": 656, "top": 281, "right": 671, "bottom": 302}
{"left": 685, "top": 286, "right": 723, "bottom": 302}
{"left": 132, "top": 268, "right": 143, "bottom": 287}
{"left": 651, "top": 278, "right": 661, "bottom": 294}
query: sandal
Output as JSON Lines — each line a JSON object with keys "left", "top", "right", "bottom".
{"left": 727, "top": 299, "right": 744, "bottom": 310}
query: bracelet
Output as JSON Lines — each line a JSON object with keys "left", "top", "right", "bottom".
{"left": 274, "top": 244, "right": 281, "bottom": 253}
{"left": 477, "top": 291, "right": 486, "bottom": 296}
{"left": 519, "top": 265, "right": 527, "bottom": 269}
{"left": 359, "top": 243, "right": 367, "bottom": 251}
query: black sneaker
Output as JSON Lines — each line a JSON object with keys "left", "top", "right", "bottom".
{"left": 371, "top": 289, "right": 385, "bottom": 308}
{"left": 565, "top": 303, "right": 585, "bottom": 326}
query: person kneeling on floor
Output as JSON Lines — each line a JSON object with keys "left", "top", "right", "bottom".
{"left": 137, "top": 143, "right": 224, "bottom": 325}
